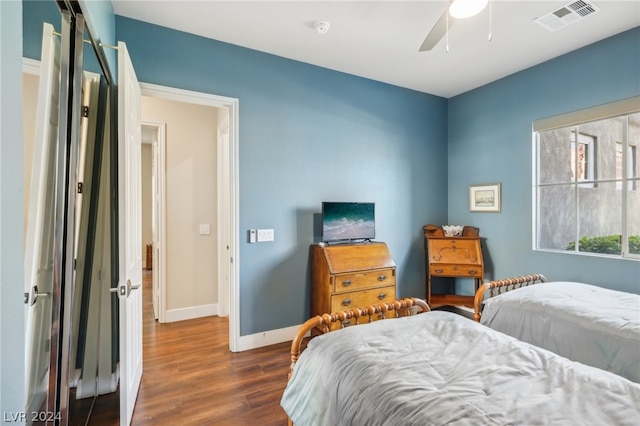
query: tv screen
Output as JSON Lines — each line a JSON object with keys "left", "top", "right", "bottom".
{"left": 322, "top": 202, "right": 375, "bottom": 242}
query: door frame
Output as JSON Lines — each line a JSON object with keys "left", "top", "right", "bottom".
{"left": 139, "top": 83, "right": 240, "bottom": 352}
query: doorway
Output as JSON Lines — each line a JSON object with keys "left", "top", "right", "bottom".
{"left": 139, "top": 83, "right": 239, "bottom": 351}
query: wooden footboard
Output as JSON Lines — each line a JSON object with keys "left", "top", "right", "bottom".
{"left": 289, "top": 298, "right": 429, "bottom": 378}
{"left": 473, "top": 274, "right": 547, "bottom": 322}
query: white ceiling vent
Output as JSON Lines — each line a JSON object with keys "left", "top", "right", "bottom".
{"left": 534, "top": 1, "right": 601, "bottom": 32}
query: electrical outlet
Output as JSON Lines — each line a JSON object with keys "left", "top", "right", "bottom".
{"left": 257, "top": 228, "right": 275, "bottom": 242}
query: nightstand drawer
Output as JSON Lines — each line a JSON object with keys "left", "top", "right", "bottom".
{"left": 430, "top": 265, "right": 481, "bottom": 277}
{"left": 332, "top": 269, "right": 395, "bottom": 293}
{"left": 330, "top": 286, "right": 396, "bottom": 313}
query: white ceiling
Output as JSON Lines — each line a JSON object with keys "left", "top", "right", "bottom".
{"left": 111, "top": 1, "right": 640, "bottom": 98}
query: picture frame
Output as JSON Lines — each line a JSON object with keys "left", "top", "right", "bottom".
{"left": 469, "top": 183, "right": 501, "bottom": 212}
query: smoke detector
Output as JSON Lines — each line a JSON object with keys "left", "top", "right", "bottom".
{"left": 314, "top": 21, "right": 331, "bottom": 35}
{"left": 534, "top": 0, "right": 601, "bottom": 32}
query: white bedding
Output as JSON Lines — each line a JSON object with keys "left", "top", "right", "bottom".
{"left": 281, "top": 311, "right": 640, "bottom": 426}
{"left": 480, "top": 281, "right": 640, "bottom": 382}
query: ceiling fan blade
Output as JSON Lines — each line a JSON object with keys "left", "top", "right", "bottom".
{"left": 419, "top": 10, "right": 455, "bottom": 52}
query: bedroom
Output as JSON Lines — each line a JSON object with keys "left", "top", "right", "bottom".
{"left": 2, "top": 0, "right": 639, "bottom": 421}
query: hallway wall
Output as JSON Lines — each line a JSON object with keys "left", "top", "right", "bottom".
{"left": 141, "top": 96, "right": 219, "bottom": 317}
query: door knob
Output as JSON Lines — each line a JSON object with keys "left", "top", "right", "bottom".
{"left": 127, "top": 279, "right": 141, "bottom": 297}
{"left": 29, "top": 285, "right": 51, "bottom": 306}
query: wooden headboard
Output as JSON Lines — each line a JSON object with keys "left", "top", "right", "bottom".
{"left": 473, "top": 274, "right": 547, "bottom": 321}
{"left": 289, "top": 298, "right": 429, "bottom": 377}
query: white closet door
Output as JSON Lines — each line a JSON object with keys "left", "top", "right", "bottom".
{"left": 117, "top": 40, "right": 143, "bottom": 426}
{"left": 24, "top": 22, "right": 60, "bottom": 417}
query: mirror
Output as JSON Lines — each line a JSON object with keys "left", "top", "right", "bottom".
{"left": 23, "top": 2, "right": 118, "bottom": 424}
{"left": 67, "top": 24, "right": 115, "bottom": 424}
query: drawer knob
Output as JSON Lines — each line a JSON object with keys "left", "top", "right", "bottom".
{"left": 378, "top": 275, "right": 386, "bottom": 281}
{"left": 378, "top": 293, "right": 386, "bottom": 300}
{"left": 342, "top": 299, "right": 352, "bottom": 306}
{"left": 342, "top": 280, "right": 352, "bottom": 287}
{"left": 434, "top": 268, "right": 444, "bottom": 274}
{"left": 468, "top": 270, "right": 477, "bottom": 275}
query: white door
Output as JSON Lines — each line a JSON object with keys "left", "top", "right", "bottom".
{"left": 117, "top": 41, "right": 143, "bottom": 426}
{"left": 24, "top": 22, "right": 60, "bottom": 417}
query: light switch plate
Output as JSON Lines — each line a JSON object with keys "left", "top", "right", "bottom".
{"left": 199, "top": 224, "right": 211, "bottom": 235}
{"left": 257, "top": 229, "right": 274, "bottom": 242}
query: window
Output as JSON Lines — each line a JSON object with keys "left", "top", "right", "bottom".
{"left": 616, "top": 142, "right": 637, "bottom": 190}
{"left": 533, "top": 98, "right": 640, "bottom": 259}
{"left": 570, "top": 131, "right": 595, "bottom": 187}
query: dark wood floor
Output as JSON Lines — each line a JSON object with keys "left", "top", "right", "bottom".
{"left": 73, "top": 273, "right": 471, "bottom": 425}
{"left": 78, "top": 270, "right": 291, "bottom": 425}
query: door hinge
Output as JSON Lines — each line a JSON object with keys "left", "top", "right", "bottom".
{"left": 24, "top": 292, "right": 29, "bottom": 304}
{"left": 82, "top": 105, "right": 89, "bottom": 117}
{"left": 78, "top": 182, "right": 83, "bottom": 193}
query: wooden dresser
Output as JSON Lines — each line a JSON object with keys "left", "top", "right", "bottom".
{"left": 310, "top": 242, "right": 396, "bottom": 333}
{"left": 423, "top": 224, "right": 484, "bottom": 308}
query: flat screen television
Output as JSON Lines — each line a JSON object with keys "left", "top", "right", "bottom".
{"left": 322, "top": 202, "right": 375, "bottom": 243}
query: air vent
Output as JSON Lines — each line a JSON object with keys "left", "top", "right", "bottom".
{"left": 534, "top": 0, "right": 600, "bottom": 32}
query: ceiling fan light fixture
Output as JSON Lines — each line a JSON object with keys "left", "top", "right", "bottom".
{"left": 449, "top": 0, "right": 489, "bottom": 19}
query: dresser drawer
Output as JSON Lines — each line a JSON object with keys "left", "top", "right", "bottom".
{"left": 331, "top": 286, "right": 396, "bottom": 312}
{"left": 430, "top": 264, "right": 482, "bottom": 277}
{"left": 332, "top": 269, "right": 395, "bottom": 293}
{"left": 328, "top": 286, "right": 396, "bottom": 330}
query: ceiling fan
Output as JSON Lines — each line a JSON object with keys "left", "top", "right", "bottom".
{"left": 419, "top": 0, "right": 490, "bottom": 52}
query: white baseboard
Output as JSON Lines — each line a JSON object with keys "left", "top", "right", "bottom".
{"left": 237, "top": 324, "right": 307, "bottom": 352}
{"left": 165, "top": 303, "right": 219, "bottom": 322}
{"left": 164, "top": 304, "right": 307, "bottom": 352}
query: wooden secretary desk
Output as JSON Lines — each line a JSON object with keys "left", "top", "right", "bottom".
{"left": 423, "top": 224, "right": 484, "bottom": 308}
{"left": 310, "top": 242, "right": 396, "bottom": 334}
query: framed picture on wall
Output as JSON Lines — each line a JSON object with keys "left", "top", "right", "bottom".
{"left": 469, "top": 183, "right": 501, "bottom": 212}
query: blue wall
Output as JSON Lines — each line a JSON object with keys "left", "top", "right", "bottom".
{"left": 115, "top": 17, "right": 448, "bottom": 335}
{"left": 22, "top": 1, "right": 639, "bottom": 337}
{"left": 447, "top": 27, "right": 640, "bottom": 294}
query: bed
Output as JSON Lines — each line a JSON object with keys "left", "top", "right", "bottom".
{"left": 474, "top": 274, "right": 640, "bottom": 383}
{"left": 281, "top": 298, "right": 640, "bottom": 425}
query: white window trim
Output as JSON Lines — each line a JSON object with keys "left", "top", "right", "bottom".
{"left": 532, "top": 96, "right": 640, "bottom": 260}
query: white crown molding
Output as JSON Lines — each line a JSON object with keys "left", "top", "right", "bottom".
{"left": 23, "top": 57, "right": 41, "bottom": 75}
